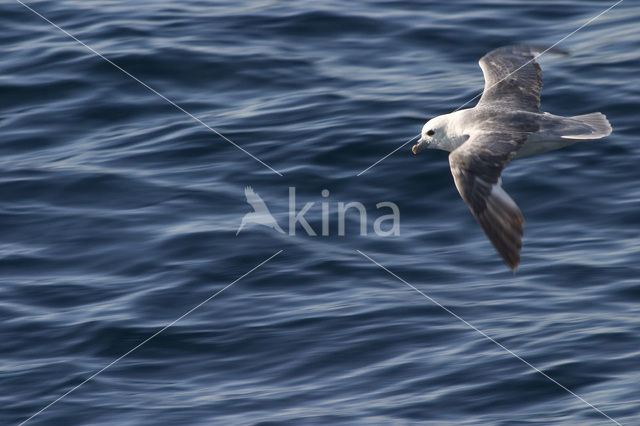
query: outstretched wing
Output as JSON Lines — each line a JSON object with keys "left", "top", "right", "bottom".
{"left": 244, "top": 186, "right": 269, "bottom": 213}
{"left": 477, "top": 45, "right": 568, "bottom": 112}
{"left": 449, "top": 132, "right": 528, "bottom": 271}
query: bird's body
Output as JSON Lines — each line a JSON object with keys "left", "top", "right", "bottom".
{"left": 412, "top": 45, "right": 612, "bottom": 271}
{"left": 424, "top": 107, "right": 611, "bottom": 157}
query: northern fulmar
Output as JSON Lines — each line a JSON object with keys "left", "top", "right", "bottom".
{"left": 412, "top": 45, "right": 612, "bottom": 272}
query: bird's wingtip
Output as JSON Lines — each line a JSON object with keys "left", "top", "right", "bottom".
{"left": 506, "top": 250, "right": 521, "bottom": 273}
{"left": 531, "top": 44, "right": 570, "bottom": 56}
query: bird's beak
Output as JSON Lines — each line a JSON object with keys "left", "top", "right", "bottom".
{"left": 412, "top": 139, "right": 425, "bottom": 155}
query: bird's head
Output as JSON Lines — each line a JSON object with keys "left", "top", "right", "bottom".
{"left": 412, "top": 116, "right": 443, "bottom": 154}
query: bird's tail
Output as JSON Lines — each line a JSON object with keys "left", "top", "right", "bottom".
{"left": 561, "top": 112, "right": 612, "bottom": 140}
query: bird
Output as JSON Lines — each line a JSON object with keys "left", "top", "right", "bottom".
{"left": 412, "top": 45, "right": 612, "bottom": 272}
{"left": 236, "top": 186, "right": 285, "bottom": 235}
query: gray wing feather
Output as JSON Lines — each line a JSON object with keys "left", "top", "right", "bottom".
{"left": 449, "top": 132, "right": 528, "bottom": 271}
{"left": 477, "top": 45, "right": 568, "bottom": 112}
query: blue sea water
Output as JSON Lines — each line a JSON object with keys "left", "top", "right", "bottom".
{"left": 1, "top": 0, "right": 640, "bottom": 424}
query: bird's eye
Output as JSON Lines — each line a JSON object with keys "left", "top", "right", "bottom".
{"left": 427, "top": 129, "right": 435, "bottom": 136}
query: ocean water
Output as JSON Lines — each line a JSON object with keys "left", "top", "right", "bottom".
{"left": 1, "top": 0, "right": 639, "bottom": 424}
